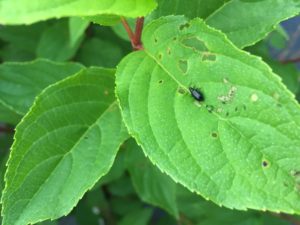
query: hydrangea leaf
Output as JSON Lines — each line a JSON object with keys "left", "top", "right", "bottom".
{"left": 0, "top": 0, "right": 157, "bottom": 25}
{"left": 2, "top": 67, "right": 129, "bottom": 225}
{"left": 116, "top": 16, "right": 300, "bottom": 213}
{"left": 206, "top": 0, "right": 300, "bottom": 48}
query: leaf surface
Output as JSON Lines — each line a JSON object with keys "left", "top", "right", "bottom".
{"left": 37, "top": 20, "right": 83, "bottom": 61}
{"left": 0, "top": 0, "right": 157, "bottom": 25}
{"left": 149, "top": 0, "right": 228, "bottom": 20}
{"left": 0, "top": 59, "right": 83, "bottom": 115}
{"left": 206, "top": 0, "right": 300, "bottom": 48}
{"left": 116, "top": 16, "right": 300, "bottom": 213}
{"left": 69, "top": 18, "right": 89, "bottom": 48}
{"left": 2, "top": 68, "right": 129, "bottom": 225}
{"left": 125, "top": 139, "right": 178, "bottom": 217}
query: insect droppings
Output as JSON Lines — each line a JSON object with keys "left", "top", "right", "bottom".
{"left": 189, "top": 87, "right": 204, "bottom": 102}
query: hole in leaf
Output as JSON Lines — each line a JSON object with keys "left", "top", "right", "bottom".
{"left": 178, "top": 60, "right": 188, "bottom": 74}
{"left": 177, "top": 87, "right": 186, "bottom": 95}
{"left": 158, "top": 80, "right": 164, "bottom": 84}
{"left": 158, "top": 53, "right": 163, "bottom": 60}
{"left": 206, "top": 105, "right": 214, "bottom": 113}
{"left": 216, "top": 107, "right": 223, "bottom": 113}
{"left": 250, "top": 93, "right": 258, "bottom": 102}
{"left": 202, "top": 53, "right": 216, "bottom": 61}
{"left": 181, "top": 37, "right": 208, "bottom": 52}
{"left": 262, "top": 160, "right": 269, "bottom": 168}
{"left": 179, "top": 23, "right": 190, "bottom": 30}
{"left": 154, "top": 38, "right": 158, "bottom": 43}
{"left": 167, "top": 48, "right": 171, "bottom": 55}
{"left": 291, "top": 170, "right": 300, "bottom": 177}
{"left": 211, "top": 132, "right": 218, "bottom": 138}
{"left": 223, "top": 78, "right": 229, "bottom": 84}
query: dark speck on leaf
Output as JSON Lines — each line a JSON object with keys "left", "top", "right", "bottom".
{"left": 206, "top": 105, "right": 214, "bottom": 113}
{"left": 211, "top": 132, "right": 218, "bottom": 138}
{"left": 262, "top": 160, "right": 269, "bottom": 167}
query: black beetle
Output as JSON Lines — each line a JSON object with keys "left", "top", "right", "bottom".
{"left": 189, "top": 87, "right": 204, "bottom": 102}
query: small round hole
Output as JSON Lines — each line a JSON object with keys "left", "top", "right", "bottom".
{"left": 211, "top": 132, "right": 218, "bottom": 138}
{"left": 262, "top": 160, "right": 270, "bottom": 168}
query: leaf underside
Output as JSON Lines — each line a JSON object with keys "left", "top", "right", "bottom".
{"left": 0, "top": 0, "right": 157, "bottom": 25}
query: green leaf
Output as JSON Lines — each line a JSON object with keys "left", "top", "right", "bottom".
{"left": 0, "top": 103, "right": 22, "bottom": 125}
{"left": 0, "top": 22, "right": 47, "bottom": 52}
{"left": 69, "top": 18, "right": 90, "bottom": 48}
{"left": 125, "top": 139, "right": 179, "bottom": 218}
{"left": 0, "top": 0, "right": 157, "bottom": 25}
{"left": 206, "top": 0, "right": 300, "bottom": 48}
{"left": 0, "top": 23, "right": 47, "bottom": 62}
{"left": 95, "top": 149, "right": 126, "bottom": 187}
{"left": 107, "top": 176, "right": 136, "bottom": 197}
{"left": 149, "top": 0, "right": 229, "bottom": 20}
{"left": 267, "top": 25, "right": 289, "bottom": 50}
{"left": 76, "top": 38, "right": 124, "bottom": 68}
{"left": 118, "top": 208, "right": 153, "bottom": 225}
{"left": 0, "top": 44, "right": 35, "bottom": 62}
{"left": 0, "top": 59, "right": 83, "bottom": 115}
{"left": 116, "top": 16, "right": 300, "bottom": 213}
{"left": 37, "top": 20, "right": 83, "bottom": 61}
{"left": 1, "top": 67, "right": 129, "bottom": 225}
{"left": 84, "top": 15, "right": 121, "bottom": 26}
{"left": 0, "top": 153, "right": 9, "bottom": 195}
{"left": 176, "top": 186, "right": 266, "bottom": 225}
{"left": 246, "top": 41, "right": 299, "bottom": 94}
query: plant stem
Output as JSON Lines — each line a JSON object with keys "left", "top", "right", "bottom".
{"left": 272, "top": 213, "right": 300, "bottom": 225}
{"left": 280, "top": 56, "right": 300, "bottom": 64}
{"left": 133, "top": 17, "right": 145, "bottom": 50}
{"left": 0, "top": 126, "right": 14, "bottom": 134}
{"left": 121, "top": 17, "right": 135, "bottom": 41}
{"left": 121, "top": 17, "right": 144, "bottom": 51}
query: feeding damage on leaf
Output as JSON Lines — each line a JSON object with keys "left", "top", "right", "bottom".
{"left": 116, "top": 16, "right": 300, "bottom": 214}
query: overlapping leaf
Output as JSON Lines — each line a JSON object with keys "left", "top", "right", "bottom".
{"left": 0, "top": 59, "right": 83, "bottom": 115}
{"left": 0, "top": 0, "right": 157, "bottom": 25}
{"left": 125, "top": 139, "right": 178, "bottom": 217}
{"left": 116, "top": 16, "right": 300, "bottom": 213}
{"left": 149, "top": 0, "right": 228, "bottom": 20}
{"left": 206, "top": 0, "right": 300, "bottom": 48}
{"left": 37, "top": 20, "right": 83, "bottom": 61}
{"left": 2, "top": 68, "right": 129, "bottom": 225}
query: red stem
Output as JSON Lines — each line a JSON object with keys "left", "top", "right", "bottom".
{"left": 121, "top": 17, "right": 135, "bottom": 41}
{"left": 0, "top": 126, "right": 14, "bottom": 134}
{"left": 121, "top": 17, "right": 144, "bottom": 51}
{"left": 280, "top": 56, "right": 300, "bottom": 64}
{"left": 133, "top": 17, "right": 145, "bottom": 50}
